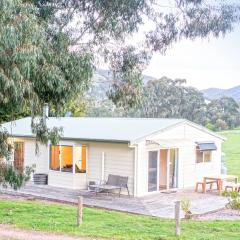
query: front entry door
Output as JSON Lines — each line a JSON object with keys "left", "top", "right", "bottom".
{"left": 14, "top": 142, "right": 24, "bottom": 172}
{"left": 148, "top": 151, "right": 158, "bottom": 192}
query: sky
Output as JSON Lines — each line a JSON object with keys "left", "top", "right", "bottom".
{"left": 143, "top": 27, "right": 240, "bottom": 90}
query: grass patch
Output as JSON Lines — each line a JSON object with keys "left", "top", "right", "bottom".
{"left": 0, "top": 199, "right": 240, "bottom": 240}
{"left": 220, "top": 129, "right": 240, "bottom": 178}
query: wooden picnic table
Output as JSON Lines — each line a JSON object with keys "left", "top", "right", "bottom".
{"left": 203, "top": 174, "right": 238, "bottom": 195}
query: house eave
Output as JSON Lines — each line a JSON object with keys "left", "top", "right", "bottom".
{"left": 184, "top": 120, "right": 226, "bottom": 141}
{"left": 9, "top": 134, "right": 130, "bottom": 144}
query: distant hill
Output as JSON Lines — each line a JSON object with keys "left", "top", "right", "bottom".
{"left": 201, "top": 85, "right": 240, "bottom": 102}
{"left": 89, "top": 69, "right": 156, "bottom": 99}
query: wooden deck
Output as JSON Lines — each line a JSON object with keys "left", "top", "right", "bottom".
{"left": 0, "top": 182, "right": 228, "bottom": 219}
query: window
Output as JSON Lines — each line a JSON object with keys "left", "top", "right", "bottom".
{"left": 61, "top": 146, "right": 73, "bottom": 172}
{"left": 196, "top": 148, "right": 212, "bottom": 163}
{"left": 204, "top": 151, "right": 211, "bottom": 162}
{"left": 50, "top": 145, "right": 60, "bottom": 171}
{"left": 50, "top": 145, "right": 86, "bottom": 173}
{"left": 75, "top": 145, "right": 87, "bottom": 173}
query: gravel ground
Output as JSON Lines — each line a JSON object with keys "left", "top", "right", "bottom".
{"left": 0, "top": 225, "right": 93, "bottom": 240}
{"left": 195, "top": 208, "right": 240, "bottom": 220}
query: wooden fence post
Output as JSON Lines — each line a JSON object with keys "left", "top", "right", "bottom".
{"left": 77, "top": 196, "right": 83, "bottom": 226}
{"left": 175, "top": 201, "right": 181, "bottom": 237}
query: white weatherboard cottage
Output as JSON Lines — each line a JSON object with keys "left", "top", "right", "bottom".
{"left": 2, "top": 117, "right": 224, "bottom": 197}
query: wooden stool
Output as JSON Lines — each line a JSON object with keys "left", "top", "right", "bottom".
{"left": 225, "top": 183, "right": 240, "bottom": 192}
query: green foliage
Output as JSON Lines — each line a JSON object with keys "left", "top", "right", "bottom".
{"left": 181, "top": 198, "right": 191, "bottom": 214}
{"left": 207, "top": 97, "right": 240, "bottom": 131}
{"left": 0, "top": 0, "right": 93, "bottom": 160}
{"left": 132, "top": 77, "right": 207, "bottom": 124}
{"left": 205, "top": 122, "right": 216, "bottom": 131}
{"left": 0, "top": 130, "right": 12, "bottom": 160}
{"left": 52, "top": 98, "right": 87, "bottom": 117}
{"left": 29, "top": 0, "right": 240, "bottom": 110}
{"left": 0, "top": 104, "right": 30, "bottom": 124}
{"left": 87, "top": 77, "right": 240, "bottom": 131}
{"left": 107, "top": 47, "right": 150, "bottom": 109}
{"left": 0, "top": 163, "right": 34, "bottom": 190}
{"left": 0, "top": 0, "right": 93, "bottom": 116}
{"left": 222, "top": 190, "right": 240, "bottom": 211}
{"left": 31, "top": 118, "right": 63, "bottom": 153}
{"left": 221, "top": 129, "right": 240, "bottom": 179}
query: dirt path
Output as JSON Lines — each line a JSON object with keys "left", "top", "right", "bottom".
{"left": 0, "top": 225, "right": 95, "bottom": 240}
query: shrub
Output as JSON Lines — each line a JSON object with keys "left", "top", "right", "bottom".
{"left": 222, "top": 190, "right": 240, "bottom": 213}
{"left": 181, "top": 198, "right": 192, "bottom": 219}
{"left": 0, "top": 163, "right": 34, "bottom": 190}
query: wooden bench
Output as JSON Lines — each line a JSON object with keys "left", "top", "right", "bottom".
{"left": 195, "top": 180, "right": 218, "bottom": 193}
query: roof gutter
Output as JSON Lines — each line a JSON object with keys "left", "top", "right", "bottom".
{"left": 8, "top": 134, "right": 130, "bottom": 144}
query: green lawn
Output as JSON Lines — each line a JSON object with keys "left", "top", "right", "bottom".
{"left": 0, "top": 199, "right": 240, "bottom": 240}
{"left": 220, "top": 129, "right": 240, "bottom": 178}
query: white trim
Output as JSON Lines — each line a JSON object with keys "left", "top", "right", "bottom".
{"left": 196, "top": 149, "right": 212, "bottom": 164}
{"left": 48, "top": 143, "right": 88, "bottom": 175}
{"left": 166, "top": 149, "right": 170, "bottom": 190}
{"left": 133, "top": 145, "right": 138, "bottom": 197}
{"left": 147, "top": 150, "right": 159, "bottom": 193}
{"left": 101, "top": 152, "right": 105, "bottom": 181}
{"left": 59, "top": 145, "right": 62, "bottom": 172}
{"left": 184, "top": 121, "right": 226, "bottom": 141}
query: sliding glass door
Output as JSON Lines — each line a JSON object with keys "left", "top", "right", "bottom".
{"left": 169, "top": 149, "right": 178, "bottom": 189}
{"left": 148, "top": 151, "right": 158, "bottom": 192}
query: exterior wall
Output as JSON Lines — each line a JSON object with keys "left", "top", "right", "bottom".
{"left": 87, "top": 142, "right": 135, "bottom": 195}
{"left": 11, "top": 138, "right": 134, "bottom": 194}
{"left": 24, "top": 140, "right": 49, "bottom": 173}
{"left": 12, "top": 138, "right": 49, "bottom": 174}
{"left": 48, "top": 171, "right": 87, "bottom": 189}
{"left": 135, "top": 141, "right": 147, "bottom": 196}
{"left": 135, "top": 122, "right": 223, "bottom": 196}
{"left": 179, "top": 124, "right": 222, "bottom": 188}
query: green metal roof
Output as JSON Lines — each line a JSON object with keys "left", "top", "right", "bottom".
{"left": 1, "top": 117, "right": 185, "bottom": 143}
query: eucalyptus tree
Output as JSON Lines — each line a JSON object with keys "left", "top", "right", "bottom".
{"left": 136, "top": 77, "right": 207, "bottom": 124}
{"left": 27, "top": 0, "right": 240, "bottom": 108}
{"left": 0, "top": 0, "right": 92, "bottom": 186}
{"left": 207, "top": 97, "right": 240, "bottom": 130}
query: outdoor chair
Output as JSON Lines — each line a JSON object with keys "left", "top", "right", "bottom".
{"left": 90, "top": 174, "right": 130, "bottom": 197}
{"left": 88, "top": 181, "right": 97, "bottom": 191}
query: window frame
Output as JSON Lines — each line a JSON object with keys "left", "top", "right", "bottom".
{"left": 60, "top": 145, "right": 74, "bottom": 173}
{"left": 75, "top": 145, "right": 87, "bottom": 173}
{"left": 49, "top": 145, "right": 61, "bottom": 171}
{"left": 49, "top": 144, "right": 87, "bottom": 174}
{"left": 196, "top": 148, "right": 212, "bottom": 164}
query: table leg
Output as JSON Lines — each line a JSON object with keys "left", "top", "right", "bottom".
{"left": 218, "top": 180, "right": 223, "bottom": 195}
{"left": 203, "top": 178, "right": 206, "bottom": 193}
